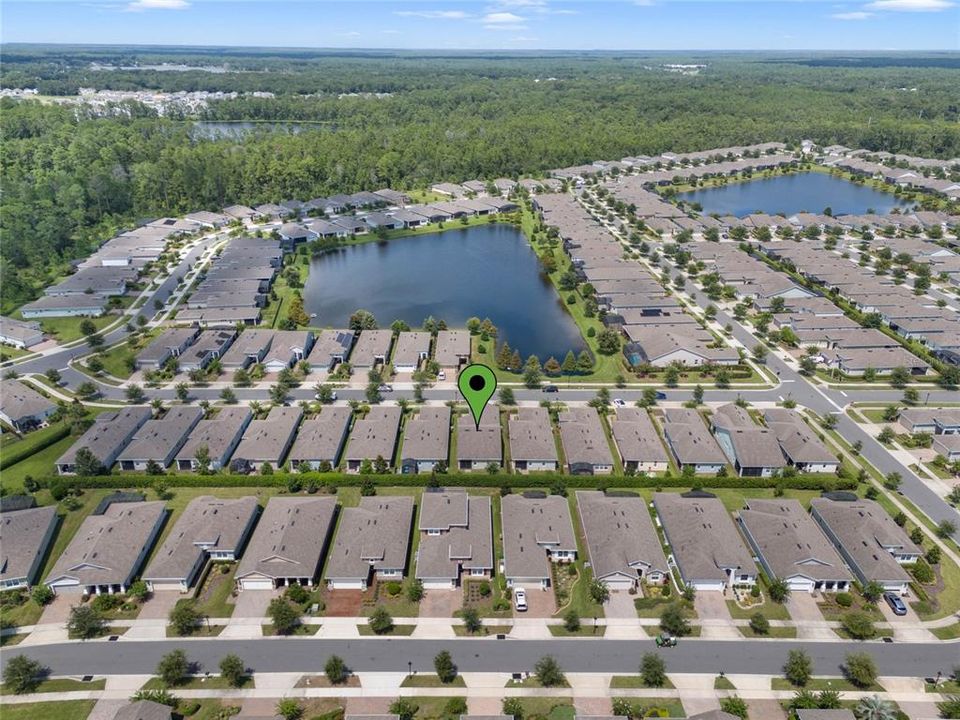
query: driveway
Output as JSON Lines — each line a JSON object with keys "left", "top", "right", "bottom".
{"left": 605, "top": 590, "right": 637, "bottom": 619}
{"left": 231, "top": 588, "right": 279, "bottom": 619}
{"left": 694, "top": 592, "right": 739, "bottom": 639}
{"left": 138, "top": 591, "right": 182, "bottom": 620}
{"left": 515, "top": 586, "right": 556, "bottom": 618}
{"left": 38, "top": 593, "right": 76, "bottom": 625}
{"left": 787, "top": 592, "right": 835, "bottom": 641}
{"left": 419, "top": 589, "right": 459, "bottom": 618}
{"left": 878, "top": 596, "right": 935, "bottom": 641}
{"left": 746, "top": 699, "right": 787, "bottom": 720}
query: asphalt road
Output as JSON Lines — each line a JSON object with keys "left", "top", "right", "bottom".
{"left": 2, "top": 638, "right": 955, "bottom": 679}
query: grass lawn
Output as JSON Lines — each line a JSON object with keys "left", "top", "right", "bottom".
{"left": 506, "top": 698, "right": 575, "bottom": 720}
{"left": 0, "top": 700, "right": 96, "bottom": 720}
{"left": 142, "top": 675, "right": 253, "bottom": 690}
{"left": 262, "top": 623, "right": 317, "bottom": 636}
{"left": 609, "top": 675, "right": 676, "bottom": 689}
{"left": 31, "top": 314, "right": 114, "bottom": 344}
{"left": 357, "top": 624, "right": 416, "bottom": 636}
{"left": 401, "top": 674, "right": 466, "bottom": 688}
{"left": 931, "top": 622, "right": 960, "bottom": 640}
{"left": 0, "top": 596, "right": 45, "bottom": 628}
{"left": 165, "top": 624, "right": 225, "bottom": 638}
{"left": 68, "top": 625, "right": 126, "bottom": 640}
{"left": 715, "top": 675, "right": 736, "bottom": 690}
{"left": 506, "top": 676, "right": 571, "bottom": 689}
{"left": 453, "top": 624, "right": 512, "bottom": 636}
{"left": 772, "top": 677, "right": 884, "bottom": 692}
{"left": 175, "top": 563, "right": 239, "bottom": 619}
{"left": 548, "top": 624, "right": 607, "bottom": 637}
{"left": 642, "top": 624, "right": 702, "bottom": 638}
{"left": 611, "top": 699, "right": 685, "bottom": 719}
{"left": 927, "top": 680, "right": 960, "bottom": 694}
{"left": 739, "top": 625, "right": 798, "bottom": 639}
{"left": 1, "top": 678, "right": 106, "bottom": 696}
{"left": 93, "top": 341, "right": 139, "bottom": 379}
{"left": 0, "top": 435, "right": 77, "bottom": 493}
{"left": 725, "top": 598, "right": 791, "bottom": 621}
{"left": 1, "top": 633, "right": 27, "bottom": 646}
{"left": 817, "top": 595, "right": 883, "bottom": 622}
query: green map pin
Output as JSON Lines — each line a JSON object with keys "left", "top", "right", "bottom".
{"left": 458, "top": 363, "right": 497, "bottom": 430}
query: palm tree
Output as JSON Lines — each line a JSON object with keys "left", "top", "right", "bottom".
{"left": 855, "top": 695, "right": 897, "bottom": 720}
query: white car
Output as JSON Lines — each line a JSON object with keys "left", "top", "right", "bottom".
{"left": 613, "top": 398, "right": 626, "bottom": 407}
{"left": 314, "top": 391, "right": 338, "bottom": 402}
{"left": 437, "top": 370, "right": 446, "bottom": 380}
{"left": 514, "top": 588, "right": 528, "bottom": 612}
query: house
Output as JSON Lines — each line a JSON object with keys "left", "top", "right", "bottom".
{"left": 56, "top": 407, "right": 153, "bottom": 475}
{"left": 363, "top": 212, "right": 403, "bottom": 231}
{"left": 307, "top": 329, "right": 355, "bottom": 371}
{"left": 44, "top": 266, "right": 133, "bottom": 297}
{"left": 223, "top": 205, "right": 256, "bottom": 221}
{"left": 287, "top": 406, "right": 352, "bottom": 471}
{"left": 0, "top": 316, "right": 44, "bottom": 349}
{"left": 456, "top": 410, "right": 502, "bottom": 471}
{"left": 434, "top": 330, "right": 471, "bottom": 368}
{"left": 389, "top": 209, "right": 429, "bottom": 228}
{"left": 933, "top": 434, "right": 960, "bottom": 461}
{"left": 20, "top": 294, "right": 107, "bottom": 319}
{"left": 261, "top": 330, "right": 314, "bottom": 372}
{"left": 219, "top": 329, "right": 275, "bottom": 369}
{"left": 46, "top": 499, "right": 166, "bottom": 595}
{"left": 0, "top": 380, "right": 56, "bottom": 432}
{"left": 623, "top": 327, "right": 740, "bottom": 367}
{"left": 373, "top": 188, "right": 410, "bottom": 206}
{"left": 508, "top": 407, "right": 558, "bottom": 473}
{"left": 431, "top": 182, "right": 465, "bottom": 198}
{"left": 392, "top": 331, "right": 432, "bottom": 373}
{"left": 278, "top": 223, "right": 315, "bottom": 251}
{"left": 174, "top": 306, "right": 261, "bottom": 328}
{"left": 653, "top": 492, "right": 757, "bottom": 591}
{"left": 898, "top": 407, "right": 960, "bottom": 435}
{"left": 660, "top": 408, "right": 728, "bottom": 474}
{"left": 350, "top": 329, "right": 394, "bottom": 370}
{"left": 737, "top": 499, "right": 852, "bottom": 593}
{"left": 501, "top": 494, "right": 577, "bottom": 588}
{"left": 143, "top": 496, "right": 258, "bottom": 593}
{"left": 112, "top": 700, "right": 174, "bottom": 720}
{"left": 0, "top": 505, "right": 58, "bottom": 590}
{"left": 810, "top": 498, "right": 921, "bottom": 595}
{"left": 116, "top": 407, "right": 204, "bottom": 471}
{"left": 254, "top": 203, "right": 293, "bottom": 219}
{"left": 416, "top": 490, "right": 493, "bottom": 588}
{"left": 345, "top": 405, "right": 402, "bottom": 472}
{"left": 794, "top": 711, "right": 856, "bottom": 720}
{"left": 711, "top": 404, "right": 787, "bottom": 478}
{"left": 177, "top": 330, "right": 235, "bottom": 372}
{"left": 136, "top": 327, "right": 200, "bottom": 370}
{"left": 401, "top": 406, "right": 450, "bottom": 474}
{"left": 230, "top": 406, "right": 302, "bottom": 473}
{"left": 819, "top": 346, "right": 931, "bottom": 377}
{"left": 558, "top": 407, "right": 614, "bottom": 475}
{"left": 762, "top": 409, "right": 839, "bottom": 473}
{"left": 235, "top": 496, "right": 338, "bottom": 590}
{"left": 609, "top": 407, "right": 670, "bottom": 473}
{"left": 576, "top": 491, "right": 669, "bottom": 591}
{"left": 175, "top": 407, "right": 253, "bottom": 471}
{"left": 185, "top": 210, "right": 230, "bottom": 228}
{"left": 331, "top": 216, "right": 369, "bottom": 235}
{"left": 324, "top": 496, "right": 414, "bottom": 590}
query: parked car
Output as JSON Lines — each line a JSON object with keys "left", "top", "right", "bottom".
{"left": 655, "top": 391, "right": 667, "bottom": 400}
{"left": 437, "top": 370, "right": 446, "bottom": 380}
{"left": 655, "top": 633, "right": 677, "bottom": 647}
{"left": 543, "top": 385, "right": 559, "bottom": 393}
{"left": 514, "top": 588, "right": 528, "bottom": 612}
{"left": 613, "top": 398, "right": 626, "bottom": 407}
{"left": 315, "top": 391, "right": 338, "bottom": 402}
{"left": 378, "top": 384, "right": 393, "bottom": 392}
{"left": 884, "top": 592, "right": 907, "bottom": 616}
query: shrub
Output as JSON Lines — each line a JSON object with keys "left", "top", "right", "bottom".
{"left": 434, "top": 650, "right": 457, "bottom": 683}
{"left": 444, "top": 697, "right": 468, "bottom": 716}
{"left": 749, "top": 613, "right": 770, "bottom": 635}
{"left": 843, "top": 652, "right": 878, "bottom": 688}
{"left": 30, "top": 585, "right": 54, "bottom": 607}
{"left": 477, "top": 581, "right": 492, "bottom": 597}
{"left": 720, "top": 696, "right": 748, "bottom": 719}
{"left": 784, "top": 649, "right": 812, "bottom": 687}
{"left": 219, "top": 654, "right": 246, "bottom": 688}
{"left": 534, "top": 655, "right": 566, "bottom": 687}
{"left": 563, "top": 609, "right": 580, "bottom": 632}
{"left": 285, "top": 584, "right": 310, "bottom": 605}
{"left": 67, "top": 604, "right": 104, "bottom": 639}
{"left": 2, "top": 654, "right": 44, "bottom": 694}
{"left": 325, "top": 655, "right": 347, "bottom": 685}
{"left": 841, "top": 611, "right": 876, "bottom": 640}
{"left": 835, "top": 592, "right": 853, "bottom": 608}
{"left": 156, "top": 649, "right": 189, "bottom": 687}
{"left": 640, "top": 652, "right": 667, "bottom": 687}
{"left": 368, "top": 606, "right": 393, "bottom": 635}
{"left": 384, "top": 581, "right": 403, "bottom": 597}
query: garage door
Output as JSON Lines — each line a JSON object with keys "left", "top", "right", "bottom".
{"left": 788, "top": 578, "right": 814, "bottom": 593}
{"left": 692, "top": 581, "right": 726, "bottom": 592}
{"left": 604, "top": 579, "right": 635, "bottom": 592}
{"left": 240, "top": 579, "right": 274, "bottom": 591}
{"left": 329, "top": 580, "right": 365, "bottom": 590}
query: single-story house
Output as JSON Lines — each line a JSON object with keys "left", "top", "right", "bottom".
{"left": 143, "top": 496, "right": 258, "bottom": 593}
{"left": 609, "top": 407, "right": 670, "bottom": 473}
{"left": 660, "top": 408, "right": 728, "bottom": 474}
{"left": 933, "top": 434, "right": 960, "bottom": 462}
{"left": 818, "top": 347, "right": 931, "bottom": 377}
{"left": 401, "top": 406, "right": 450, "bottom": 474}
{"left": 392, "top": 331, "right": 431, "bottom": 373}
{"left": 20, "top": 294, "right": 107, "bottom": 319}
{"left": 0, "top": 505, "right": 58, "bottom": 591}
{"left": 501, "top": 493, "right": 577, "bottom": 588}
{"left": 324, "top": 496, "right": 414, "bottom": 590}
{"left": 0, "top": 380, "right": 56, "bottom": 432}
{"left": 558, "top": 407, "right": 614, "bottom": 475}
{"left": 235, "top": 496, "right": 338, "bottom": 590}
{"left": 287, "top": 406, "right": 352, "bottom": 471}
{"left": 174, "top": 407, "right": 253, "bottom": 472}
{"left": 136, "top": 327, "right": 200, "bottom": 370}
{"left": 762, "top": 408, "right": 839, "bottom": 474}
{"left": 56, "top": 406, "right": 153, "bottom": 475}
{"left": 434, "top": 330, "right": 471, "bottom": 368}
{"left": 176, "top": 329, "right": 235, "bottom": 372}
{"left": 345, "top": 405, "right": 402, "bottom": 473}
{"left": 0, "top": 316, "right": 44, "bottom": 349}
{"left": 260, "top": 330, "right": 314, "bottom": 372}
{"left": 415, "top": 490, "right": 493, "bottom": 588}
{"left": 307, "top": 329, "right": 355, "bottom": 371}
{"left": 350, "top": 329, "right": 393, "bottom": 370}
{"left": 230, "top": 406, "right": 303, "bottom": 473}
{"left": 117, "top": 407, "right": 204, "bottom": 471}
{"left": 711, "top": 404, "right": 787, "bottom": 478}
{"left": 456, "top": 410, "right": 502, "bottom": 471}
{"left": 508, "top": 407, "right": 558, "bottom": 473}
{"left": 898, "top": 408, "right": 960, "bottom": 435}
{"left": 219, "top": 329, "right": 275, "bottom": 369}
{"left": 113, "top": 700, "right": 173, "bottom": 720}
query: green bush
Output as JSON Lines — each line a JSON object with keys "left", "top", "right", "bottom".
{"left": 835, "top": 592, "right": 853, "bottom": 607}
{"left": 384, "top": 581, "right": 402, "bottom": 597}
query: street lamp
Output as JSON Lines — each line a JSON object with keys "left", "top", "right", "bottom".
{"left": 408, "top": 661, "right": 412, "bottom": 677}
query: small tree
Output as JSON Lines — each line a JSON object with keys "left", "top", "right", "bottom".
{"left": 434, "top": 650, "right": 457, "bottom": 683}
{"left": 840, "top": 611, "right": 876, "bottom": 640}
{"left": 534, "top": 655, "right": 566, "bottom": 687}
{"left": 861, "top": 581, "right": 884, "bottom": 604}
{"left": 169, "top": 603, "right": 201, "bottom": 636}
{"left": 937, "top": 519, "right": 957, "bottom": 539}
{"left": 156, "top": 649, "right": 188, "bottom": 687}
{"left": 589, "top": 578, "right": 610, "bottom": 604}
{"left": 640, "top": 652, "right": 666, "bottom": 687}
{"left": 67, "top": 604, "right": 104, "bottom": 639}
{"left": 2, "top": 655, "right": 44, "bottom": 694}
{"left": 502, "top": 697, "right": 524, "bottom": 720}
{"left": 325, "top": 655, "right": 347, "bottom": 685}
{"left": 368, "top": 606, "right": 394, "bottom": 635}
{"left": 768, "top": 577, "right": 791, "bottom": 604}
{"left": 749, "top": 612, "right": 770, "bottom": 635}
{"left": 843, "top": 652, "right": 878, "bottom": 688}
{"left": 784, "top": 649, "right": 812, "bottom": 687}
{"left": 406, "top": 579, "right": 425, "bottom": 603}
{"left": 31, "top": 584, "right": 54, "bottom": 607}
{"left": 219, "top": 654, "right": 246, "bottom": 687}
{"left": 719, "top": 696, "right": 748, "bottom": 719}
{"left": 660, "top": 603, "right": 690, "bottom": 636}
{"left": 563, "top": 609, "right": 580, "bottom": 632}
{"left": 460, "top": 606, "right": 483, "bottom": 634}
{"left": 276, "top": 699, "right": 304, "bottom": 720}
{"left": 267, "top": 597, "right": 301, "bottom": 635}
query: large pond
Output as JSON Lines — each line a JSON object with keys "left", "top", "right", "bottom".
{"left": 678, "top": 172, "right": 912, "bottom": 217}
{"left": 302, "top": 224, "right": 586, "bottom": 361}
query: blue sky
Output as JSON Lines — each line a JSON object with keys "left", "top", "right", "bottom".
{"left": 2, "top": 0, "right": 958, "bottom": 51}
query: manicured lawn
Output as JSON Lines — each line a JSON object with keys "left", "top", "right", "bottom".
{"left": 400, "top": 674, "right": 466, "bottom": 687}
{"left": 93, "top": 340, "right": 140, "bottom": 379}
{"left": 725, "top": 597, "right": 791, "bottom": 621}
{"left": 165, "top": 624, "right": 225, "bottom": 638}
{"left": 143, "top": 675, "right": 254, "bottom": 690}
{"left": 506, "top": 676, "right": 571, "bottom": 688}
{"left": 610, "top": 699, "right": 685, "bottom": 719}
{"left": 0, "top": 633, "right": 27, "bottom": 646}
{"left": 556, "top": 496, "right": 604, "bottom": 619}
{"left": 68, "top": 625, "right": 126, "bottom": 640}
{"left": 772, "top": 677, "right": 884, "bottom": 692}
{"left": 609, "top": 675, "right": 676, "bottom": 689}
{"left": 0, "top": 700, "right": 96, "bottom": 720}
{"left": 511, "top": 698, "right": 575, "bottom": 720}
{"left": 357, "top": 624, "right": 415, "bottom": 636}
{"left": 642, "top": 624, "right": 701, "bottom": 637}
{"left": 31, "top": 314, "right": 114, "bottom": 344}
{"left": 0, "top": 594, "right": 45, "bottom": 628}
{"left": 261, "top": 623, "right": 317, "bottom": 636}
{"left": 548, "top": 624, "right": 606, "bottom": 637}
{"left": 715, "top": 675, "right": 736, "bottom": 690}
{"left": 452, "top": 624, "right": 512, "bottom": 636}
{"left": 926, "top": 680, "right": 960, "bottom": 694}
{"left": 1, "top": 678, "right": 106, "bottom": 696}
{"left": 1, "top": 435, "right": 76, "bottom": 493}
{"left": 931, "top": 622, "right": 960, "bottom": 640}
{"left": 739, "top": 625, "right": 797, "bottom": 639}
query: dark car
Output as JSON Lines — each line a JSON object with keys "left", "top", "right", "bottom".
{"left": 884, "top": 592, "right": 907, "bottom": 616}
{"left": 655, "top": 391, "right": 667, "bottom": 400}
{"left": 543, "top": 385, "right": 559, "bottom": 393}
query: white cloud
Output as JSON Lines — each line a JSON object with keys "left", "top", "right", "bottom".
{"left": 125, "top": 0, "right": 189, "bottom": 10}
{"left": 483, "top": 11, "right": 526, "bottom": 23}
{"left": 830, "top": 10, "right": 874, "bottom": 18}
{"left": 394, "top": 10, "right": 470, "bottom": 19}
{"left": 865, "top": 0, "right": 953, "bottom": 10}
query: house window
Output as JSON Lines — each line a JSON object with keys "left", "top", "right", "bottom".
{"left": 740, "top": 575, "right": 750, "bottom": 582}
{"left": 470, "top": 568, "right": 485, "bottom": 576}
{"left": 427, "top": 529, "right": 441, "bottom": 536}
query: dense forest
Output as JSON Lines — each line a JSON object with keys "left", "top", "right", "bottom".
{"left": 2, "top": 47, "right": 960, "bottom": 311}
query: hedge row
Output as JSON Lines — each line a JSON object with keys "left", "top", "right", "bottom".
{"left": 41, "top": 471, "right": 857, "bottom": 492}
{"left": 0, "top": 424, "right": 70, "bottom": 471}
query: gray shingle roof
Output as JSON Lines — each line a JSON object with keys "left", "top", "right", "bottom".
{"left": 57, "top": 406, "right": 153, "bottom": 469}
{"left": 0, "top": 505, "right": 57, "bottom": 585}
{"left": 232, "top": 406, "right": 303, "bottom": 465}
{"left": 456, "top": 410, "right": 502, "bottom": 465}
{"left": 117, "top": 407, "right": 203, "bottom": 465}
{"left": 416, "top": 492, "right": 493, "bottom": 580}
{"left": 392, "top": 331, "right": 431, "bottom": 367}
{"left": 434, "top": 330, "right": 471, "bottom": 366}
{"left": 508, "top": 407, "right": 557, "bottom": 464}
{"left": 610, "top": 407, "right": 669, "bottom": 465}
{"left": 175, "top": 407, "right": 253, "bottom": 466}
{"left": 558, "top": 407, "right": 613, "bottom": 469}
{"left": 0, "top": 379, "right": 55, "bottom": 424}
{"left": 402, "top": 406, "right": 450, "bottom": 463}
{"left": 576, "top": 491, "right": 668, "bottom": 582}
{"left": 762, "top": 409, "right": 838, "bottom": 465}
{"left": 501, "top": 494, "right": 576, "bottom": 581}
{"left": 345, "top": 406, "right": 401, "bottom": 463}
{"left": 287, "top": 406, "right": 352, "bottom": 466}
{"left": 236, "top": 496, "right": 337, "bottom": 583}
{"left": 350, "top": 330, "right": 393, "bottom": 367}
{"left": 661, "top": 408, "right": 727, "bottom": 466}
{"left": 324, "top": 496, "right": 414, "bottom": 581}
{"left": 113, "top": 700, "right": 174, "bottom": 720}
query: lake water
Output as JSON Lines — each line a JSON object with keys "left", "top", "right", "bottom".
{"left": 678, "top": 172, "right": 912, "bottom": 217}
{"left": 302, "top": 225, "right": 586, "bottom": 361}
